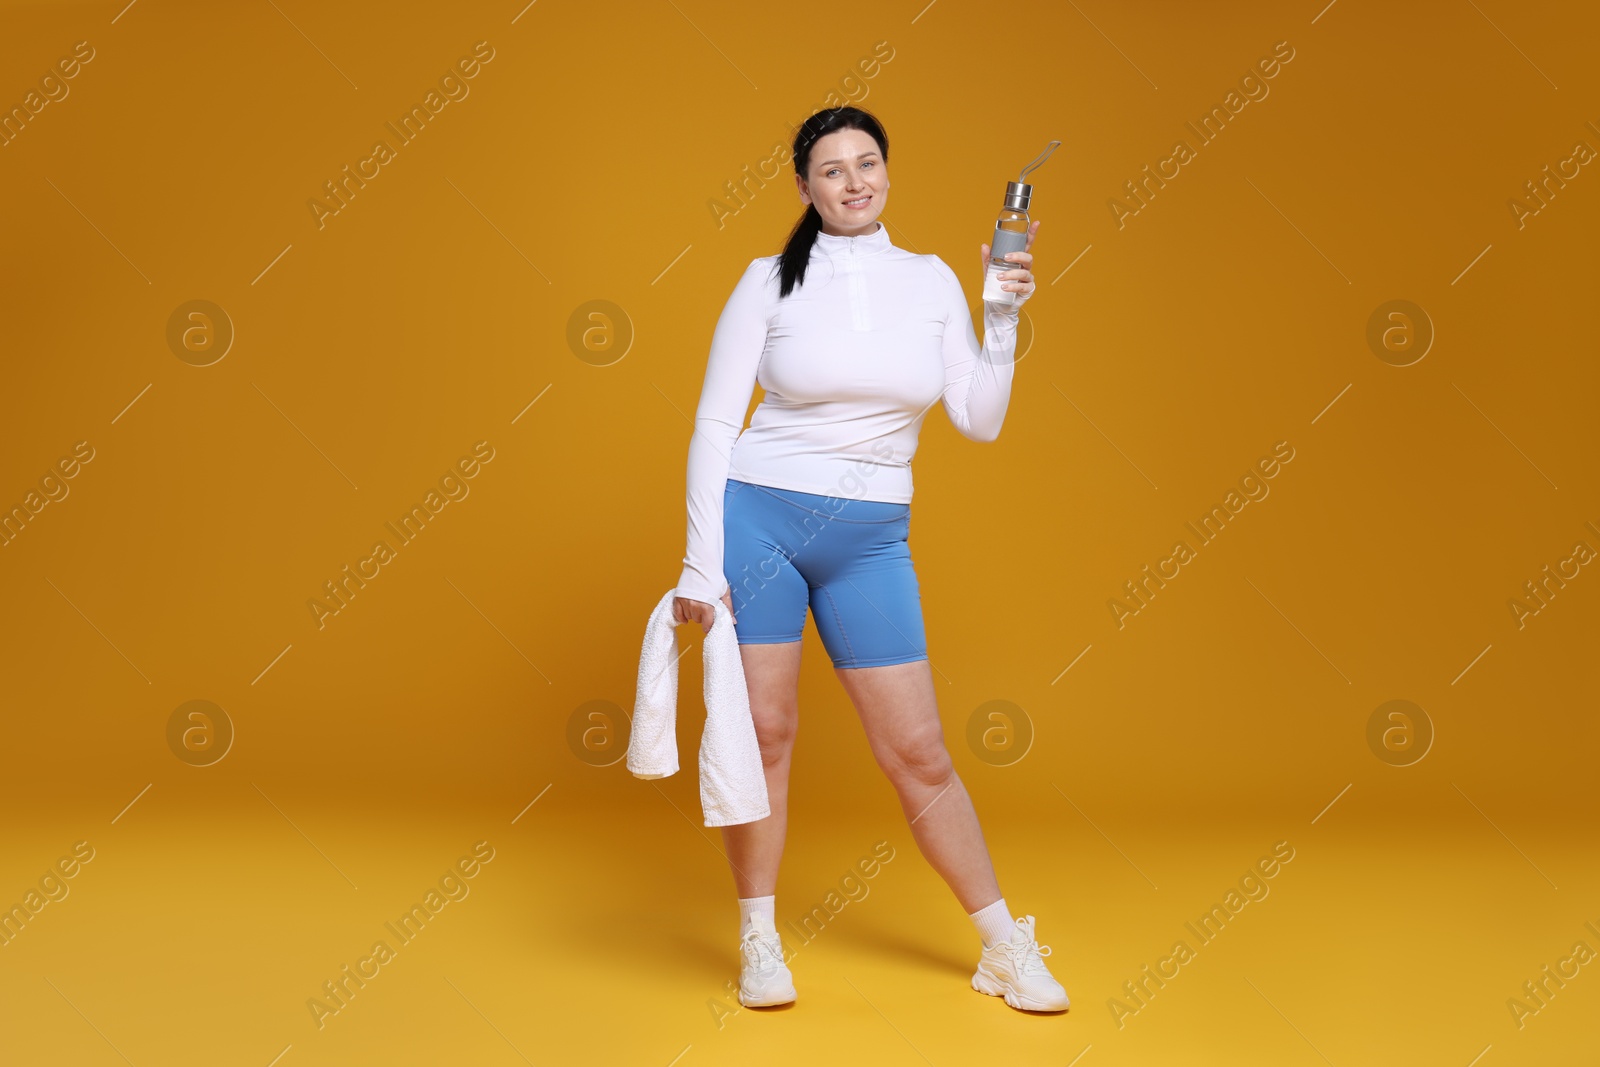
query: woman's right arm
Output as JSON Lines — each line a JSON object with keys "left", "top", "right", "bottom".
{"left": 673, "top": 258, "right": 772, "bottom": 609}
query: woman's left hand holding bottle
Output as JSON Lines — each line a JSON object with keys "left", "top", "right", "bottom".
{"left": 980, "top": 219, "right": 1042, "bottom": 313}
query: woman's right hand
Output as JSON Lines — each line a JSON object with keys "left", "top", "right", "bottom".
{"left": 672, "top": 589, "right": 736, "bottom": 634}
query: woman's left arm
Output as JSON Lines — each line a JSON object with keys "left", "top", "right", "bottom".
{"left": 938, "top": 221, "right": 1041, "bottom": 442}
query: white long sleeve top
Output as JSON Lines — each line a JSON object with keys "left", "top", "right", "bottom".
{"left": 674, "top": 221, "right": 1028, "bottom": 605}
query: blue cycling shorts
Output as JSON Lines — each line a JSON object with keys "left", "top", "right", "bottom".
{"left": 721, "top": 478, "right": 928, "bottom": 669}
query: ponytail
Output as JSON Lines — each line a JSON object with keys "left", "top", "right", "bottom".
{"left": 776, "top": 203, "right": 824, "bottom": 299}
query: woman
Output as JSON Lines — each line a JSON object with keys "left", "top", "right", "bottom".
{"left": 670, "top": 105, "right": 1068, "bottom": 1014}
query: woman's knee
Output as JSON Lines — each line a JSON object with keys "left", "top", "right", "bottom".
{"left": 738, "top": 641, "right": 802, "bottom": 766}
{"left": 752, "top": 707, "right": 797, "bottom": 766}
{"left": 878, "top": 733, "right": 953, "bottom": 791}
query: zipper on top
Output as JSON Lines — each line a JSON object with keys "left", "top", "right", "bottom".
{"left": 845, "top": 235, "right": 871, "bottom": 332}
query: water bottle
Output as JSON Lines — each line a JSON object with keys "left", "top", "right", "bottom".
{"left": 981, "top": 139, "right": 1061, "bottom": 306}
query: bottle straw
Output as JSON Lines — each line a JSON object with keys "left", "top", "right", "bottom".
{"left": 1019, "top": 140, "right": 1063, "bottom": 182}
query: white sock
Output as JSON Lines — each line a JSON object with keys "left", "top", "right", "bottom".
{"left": 739, "top": 894, "right": 776, "bottom": 937}
{"left": 970, "top": 897, "right": 1016, "bottom": 949}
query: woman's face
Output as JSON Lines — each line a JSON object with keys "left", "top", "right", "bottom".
{"left": 796, "top": 127, "right": 887, "bottom": 237}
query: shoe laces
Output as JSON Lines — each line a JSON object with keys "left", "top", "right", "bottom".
{"left": 1002, "top": 919, "right": 1054, "bottom": 978}
{"left": 1014, "top": 940, "right": 1053, "bottom": 977}
{"left": 741, "top": 928, "right": 784, "bottom": 974}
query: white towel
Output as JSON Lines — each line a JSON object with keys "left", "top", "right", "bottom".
{"left": 626, "top": 590, "right": 771, "bottom": 827}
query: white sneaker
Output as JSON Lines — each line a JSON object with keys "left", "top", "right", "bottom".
{"left": 971, "top": 914, "right": 1070, "bottom": 1012}
{"left": 738, "top": 915, "right": 796, "bottom": 1007}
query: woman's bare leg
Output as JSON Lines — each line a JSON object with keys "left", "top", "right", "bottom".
{"left": 834, "top": 659, "right": 1002, "bottom": 913}
{"left": 719, "top": 641, "right": 804, "bottom": 896}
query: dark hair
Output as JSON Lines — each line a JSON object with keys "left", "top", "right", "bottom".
{"left": 772, "top": 106, "right": 890, "bottom": 299}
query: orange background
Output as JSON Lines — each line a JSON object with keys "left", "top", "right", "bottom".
{"left": 1, "top": 0, "right": 1596, "bottom": 1064}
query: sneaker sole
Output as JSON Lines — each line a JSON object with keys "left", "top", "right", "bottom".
{"left": 972, "top": 970, "right": 1069, "bottom": 1012}
{"left": 738, "top": 985, "right": 797, "bottom": 1008}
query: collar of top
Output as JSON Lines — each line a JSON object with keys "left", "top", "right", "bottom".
{"left": 812, "top": 220, "right": 892, "bottom": 260}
